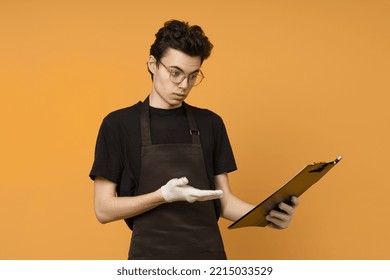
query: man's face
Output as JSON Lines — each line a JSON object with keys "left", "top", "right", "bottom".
{"left": 148, "top": 48, "right": 202, "bottom": 109}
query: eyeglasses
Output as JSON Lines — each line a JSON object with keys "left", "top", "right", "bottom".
{"left": 159, "top": 61, "right": 205, "bottom": 87}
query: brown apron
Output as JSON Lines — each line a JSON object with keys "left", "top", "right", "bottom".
{"left": 128, "top": 99, "right": 226, "bottom": 260}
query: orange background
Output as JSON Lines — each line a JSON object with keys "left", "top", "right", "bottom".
{"left": 1, "top": 0, "right": 389, "bottom": 259}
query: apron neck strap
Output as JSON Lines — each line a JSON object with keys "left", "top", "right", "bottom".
{"left": 184, "top": 103, "right": 201, "bottom": 144}
{"left": 140, "top": 97, "right": 201, "bottom": 146}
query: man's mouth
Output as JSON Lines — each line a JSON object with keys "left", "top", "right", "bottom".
{"left": 174, "top": 93, "right": 186, "bottom": 98}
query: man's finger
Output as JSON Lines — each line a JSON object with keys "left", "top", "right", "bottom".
{"left": 190, "top": 189, "right": 223, "bottom": 200}
{"left": 278, "top": 202, "right": 294, "bottom": 215}
{"left": 176, "top": 177, "right": 189, "bottom": 186}
{"left": 266, "top": 215, "right": 288, "bottom": 229}
{"left": 291, "top": 196, "right": 300, "bottom": 207}
{"left": 269, "top": 210, "right": 290, "bottom": 221}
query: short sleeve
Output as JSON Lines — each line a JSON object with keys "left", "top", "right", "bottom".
{"left": 89, "top": 117, "right": 123, "bottom": 183}
{"left": 212, "top": 115, "right": 237, "bottom": 175}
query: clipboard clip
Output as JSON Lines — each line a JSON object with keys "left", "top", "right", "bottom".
{"left": 309, "top": 155, "right": 343, "bottom": 173}
{"left": 334, "top": 155, "right": 343, "bottom": 164}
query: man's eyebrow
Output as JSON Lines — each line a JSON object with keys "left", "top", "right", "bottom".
{"left": 169, "top": 65, "right": 200, "bottom": 74}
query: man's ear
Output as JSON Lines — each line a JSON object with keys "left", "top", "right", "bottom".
{"left": 147, "top": 55, "right": 157, "bottom": 74}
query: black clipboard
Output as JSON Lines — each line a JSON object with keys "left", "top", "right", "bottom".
{"left": 228, "top": 155, "right": 342, "bottom": 229}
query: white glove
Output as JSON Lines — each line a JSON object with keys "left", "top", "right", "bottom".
{"left": 161, "top": 177, "right": 223, "bottom": 203}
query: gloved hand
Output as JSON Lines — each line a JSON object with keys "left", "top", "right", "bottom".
{"left": 266, "top": 196, "right": 300, "bottom": 230}
{"left": 161, "top": 177, "right": 223, "bottom": 203}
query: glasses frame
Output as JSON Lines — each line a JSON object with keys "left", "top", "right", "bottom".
{"left": 158, "top": 61, "right": 205, "bottom": 87}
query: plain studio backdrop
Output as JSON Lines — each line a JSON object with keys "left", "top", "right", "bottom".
{"left": 1, "top": 0, "right": 389, "bottom": 259}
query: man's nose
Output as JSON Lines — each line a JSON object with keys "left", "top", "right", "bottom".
{"left": 178, "top": 76, "right": 190, "bottom": 89}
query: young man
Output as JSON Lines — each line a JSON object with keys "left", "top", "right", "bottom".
{"left": 90, "top": 20, "right": 299, "bottom": 260}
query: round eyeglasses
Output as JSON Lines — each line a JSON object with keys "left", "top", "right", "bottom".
{"left": 159, "top": 61, "right": 205, "bottom": 87}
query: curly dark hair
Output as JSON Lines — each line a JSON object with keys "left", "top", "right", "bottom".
{"left": 148, "top": 20, "right": 213, "bottom": 78}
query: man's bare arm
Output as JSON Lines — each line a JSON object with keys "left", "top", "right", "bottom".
{"left": 94, "top": 176, "right": 165, "bottom": 224}
{"left": 215, "top": 173, "right": 254, "bottom": 222}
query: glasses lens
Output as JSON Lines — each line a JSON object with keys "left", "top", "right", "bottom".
{"left": 190, "top": 73, "right": 204, "bottom": 86}
{"left": 167, "top": 67, "right": 204, "bottom": 86}
{"left": 169, "top": 69, "right": 184, "bottom": 84}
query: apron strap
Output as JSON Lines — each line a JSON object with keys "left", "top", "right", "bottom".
{"left": 140, "top": 98, "right": 152, "bottom": 146}
{"left": 184, "top": 103, "right": 201, "bottom": 144}
{"left": 140, "top": 97, "right": 201, "bottom": 146}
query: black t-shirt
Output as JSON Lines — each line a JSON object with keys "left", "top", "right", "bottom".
{"left": 89, "top": 100, "right": 237, "bottom": 200}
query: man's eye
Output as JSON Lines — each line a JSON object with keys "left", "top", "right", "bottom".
{"left": 170, "top": 70, "right": 182, "bottom": 78}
